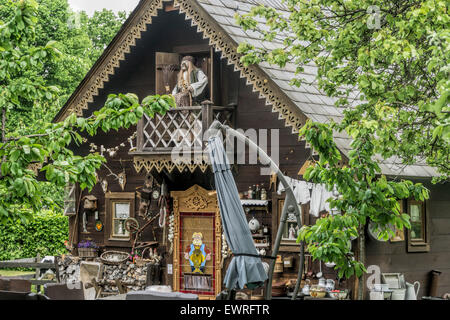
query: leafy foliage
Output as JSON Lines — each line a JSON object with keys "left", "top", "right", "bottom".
{"left": 236, "top": 0, "right": 449, "bottom": 181}
{"left": 86, "top": 8, "right": 127, "bottom": 62}
{"left": 297, "top": 120, "right": 428, "bottom": 279}
{"left": 0, "top": 0, "right": 129, "bottom": 212}
{"left": 0, "top": 210, "right": 68, "bottom": 261}
{"left": 235, "top": 1, "right": 437, "bottom": 280}
{"left": 0, "top": 0, "right": 128, "bottom": 134}
{"left": 0, "top": 0, "right": 175, "bottom": 224}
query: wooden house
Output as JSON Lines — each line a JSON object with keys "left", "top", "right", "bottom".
{"left": 55, "top": 0, "right": 450, "bottom": 299}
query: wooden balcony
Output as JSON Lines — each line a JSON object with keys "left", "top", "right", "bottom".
{"left": 134, "top": 102, "right": 236, "bottom": 154}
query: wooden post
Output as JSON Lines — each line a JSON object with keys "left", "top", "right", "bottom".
{"left": 54, "top": 256, "right": 60, "bottom": 283}
{"left": 137, "top": 117, "right": 144, "bottom": 152}
{"left": 35, "top": 254, "right": 41, "bottom": 293}
{"left": 201, "top": 100, "right": 213, "bottom": 139}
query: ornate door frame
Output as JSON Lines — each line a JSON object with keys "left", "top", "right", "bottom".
{"left": 171, "top": 184, "right": 222, "bottom": 299}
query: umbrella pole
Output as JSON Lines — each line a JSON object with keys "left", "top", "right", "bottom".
{"left": 265, "top": 191, "right": 301, "bottom": 299}
{"left": 291, "top": 241, "right": 305, "bottom": 300}
{"left": 207, "top": 121, "right": 303, "bottom": 300}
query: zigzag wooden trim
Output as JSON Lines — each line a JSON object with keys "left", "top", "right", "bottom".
{"left": 58, "top": 0, "right": 164, "bottom": 120}
{"left": 59, "top": 0, "right": 308, "bottom": 137}
{"left": 174, "top": 0, "right": 307, "bottom": 134}
{"left": 133, "top": 155, "right": 209, "bottom": 174}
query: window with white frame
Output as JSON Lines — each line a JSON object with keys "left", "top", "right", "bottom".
{"left": 112, "top": 201, "right": 131, "bottom": 238}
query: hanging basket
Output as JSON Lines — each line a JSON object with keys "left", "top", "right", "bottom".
{"left": 78, "top": 247, "right": 98, "bottom": 258}
{"left": 100, "top": 251, "right": 129, "bottom": 265}
{"left": 134, "top": 247, "right": 151, "bottom": 267}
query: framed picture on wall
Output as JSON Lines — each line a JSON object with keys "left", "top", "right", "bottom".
{"left": 171, "top": 185, "right": 222, "bottom": 300}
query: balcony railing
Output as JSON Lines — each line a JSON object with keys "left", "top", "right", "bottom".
{"left": 135, "top": 102, "right": 235, "bottom": 154}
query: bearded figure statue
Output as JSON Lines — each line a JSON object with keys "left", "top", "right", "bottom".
{"left": 172, "top": 56, "right": 208, "bottom": 107}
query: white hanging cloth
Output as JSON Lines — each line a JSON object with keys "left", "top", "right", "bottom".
{"left": 277, "top": 178, "right": 311, "bottom": 205}
{"left": 309, "top": 183, "right": 323, "bottom": 217}
{"left": 293, "top": 180, "right": 311, "bottom": 205}
{"left": 309, "top": 183, "right": 334, "bottom": 217}
{"left": 320, "top": 186, "right": 334, "bottom": 213}
{"left": 277, "top": 176, "right": 337, "bottom": 217}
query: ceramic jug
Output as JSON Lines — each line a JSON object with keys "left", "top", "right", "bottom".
{"left": 318, "top": 277, "right": 326, "bottom": 290}
{"left": 392, "top": 288, "right": 406, "bottom": 300}
{"left": 325, "top": 279, "right": 335, "bottom": 291}
{"left": 302, "top": 279, "right": 311, "bottom": 295}
{"left": 405, "top": 281, "right": 420, "bottom": 300}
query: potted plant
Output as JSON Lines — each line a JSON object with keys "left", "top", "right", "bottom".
{"left": 77, "top": 240, "right": 99, "bottom": 258}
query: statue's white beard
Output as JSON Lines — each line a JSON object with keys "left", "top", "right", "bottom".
{"left": 183, "top": 71, "right": 189, "bottom": 81}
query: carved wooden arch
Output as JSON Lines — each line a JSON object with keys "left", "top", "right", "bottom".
{"left": 171, "top": 184, "right": 222, "bottom": 299}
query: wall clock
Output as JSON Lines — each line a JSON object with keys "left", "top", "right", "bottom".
{"left": 152, "top": 189, "right": 160, "bottom": 200}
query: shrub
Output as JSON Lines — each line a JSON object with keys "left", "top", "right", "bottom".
{"left": 0, "top": 210, "right": 69, "bottom": 261}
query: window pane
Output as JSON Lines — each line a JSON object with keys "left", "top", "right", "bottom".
{"left": 64, "top": 201, "right": 76, "bottom": 215}
{"left": 115, "top": 203, "right": 130, "bottom": 219}
{"left": 410, "top": 204, "right": 423, "bottom": 240}
{"left": 114, "top": 220, "right": 129, "bottom": 237}
{"left": 63, "top": 184, "right": 76, "bottom": 215}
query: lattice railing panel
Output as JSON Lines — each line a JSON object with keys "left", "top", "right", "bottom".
{"left": 138, "top": 105, "right": 235, "bottom": 152}
{"left": 142, "top": 108, "right": 203, "bottom": 150}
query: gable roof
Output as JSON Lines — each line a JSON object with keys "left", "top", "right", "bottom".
{"left": 55, "top": 0, "right": 438, "bottom": 178}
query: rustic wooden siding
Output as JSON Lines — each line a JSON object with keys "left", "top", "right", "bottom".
{"left": 366, "top": 181, "right": 450, "bottom": 298}
{"left": 66, "top": 8, "right": 449, "bottom": 298}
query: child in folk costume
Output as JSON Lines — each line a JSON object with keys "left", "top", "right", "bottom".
{"left": 184, "top": 232, "right": 211, "bottom": 274}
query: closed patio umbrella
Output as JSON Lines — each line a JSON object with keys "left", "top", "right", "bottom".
{"left": 207, "top": 135, "right": 268, "bottom": 290}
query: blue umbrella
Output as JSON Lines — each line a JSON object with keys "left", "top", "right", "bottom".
{"left": 207, "top": 135, "right": 268, "bottom": 290}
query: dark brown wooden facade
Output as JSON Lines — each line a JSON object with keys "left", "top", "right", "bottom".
{"left": 60, "top": 1, "right": 450, "bottom": 299}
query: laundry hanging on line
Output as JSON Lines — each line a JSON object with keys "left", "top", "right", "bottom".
{"left": 278, "top": 178, "right": 335, "bottom": 217}
{"left": 309, "top": 183, "right": 334, "bottom": 217}
{"left": 277, "top": 177, "right": 311, "bottom": 204}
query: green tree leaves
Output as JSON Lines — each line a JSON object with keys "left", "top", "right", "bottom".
{"left": 0, "top": 0, "right": 174, "bottom": 223}
{"left": 296, "top": 120, "right": 429, "bottom": 279}
{"left": 0, "top": 210, "right": 68, "bottom": 261}
{"left": 236, "top": 0, "right": 449, "bottom": 182}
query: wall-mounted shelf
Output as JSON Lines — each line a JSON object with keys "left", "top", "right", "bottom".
{"left": 241, "top": 199, "right": 270, "bottom": 214}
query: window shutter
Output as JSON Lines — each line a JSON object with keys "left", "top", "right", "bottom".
{"left": 155, "top": 52, "right": 180, "bottom": 95}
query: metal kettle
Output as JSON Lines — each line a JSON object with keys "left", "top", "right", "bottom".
{"left": 405, "top": 281, "right": 420, "bottom": 300}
